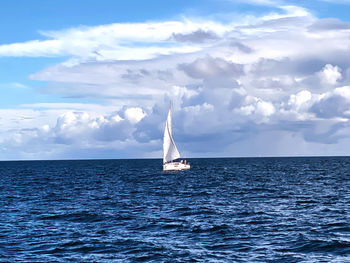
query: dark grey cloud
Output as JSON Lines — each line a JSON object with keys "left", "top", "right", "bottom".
{"left": 171, "top": 30, "right": 219, "bottom": 43}
{"left": 302, "top": 121, "right": 347, "bottom": 144}
{"left": 268, "top": 120, "right": 343, "bottom": 144}
{"left": 179, "top": 56, "right": 244, "bottom": 79}
{"left": 344, "top": 67, "right": 350, "bottom": 84}
{"left": 133, "top": 106, "right": 165, "bottom": 143}
{"left": 310, "top": 95, "right": 350, "bottom": 118}
{"left": 156, "top": 70, "right": 173, "bottom": 81}
{"left": 121, "top": 69, "right": 150, "bottom": 83}
{"left": 230, "top": 41, "right": 253, "bottom": 53}
{"left": 308, "top": 18, "right": 350, "bottom": 32}
{"left": 93, "top": 121, "right": 133, "bottom": 142}
{"left": 251, "top": 57, "right": 326, "bottom": 77}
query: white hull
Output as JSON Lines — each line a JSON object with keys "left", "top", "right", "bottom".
{"left": 163, "top": 162, "right": 190, "bottom": 171}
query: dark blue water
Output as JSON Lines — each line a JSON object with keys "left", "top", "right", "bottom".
{"left": 1, "top": 157, "right": 350, "bottom": 262}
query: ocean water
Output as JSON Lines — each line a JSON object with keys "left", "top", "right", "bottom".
{"left": 1, "top": 157, "right": 350, "bottom": 262}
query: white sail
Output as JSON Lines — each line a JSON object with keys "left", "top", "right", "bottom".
{"left": 163, "top": 105, "right": 180, "bottom": 164}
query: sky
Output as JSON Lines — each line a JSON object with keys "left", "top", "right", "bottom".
{"left": 1, "top": 0, "right": 350, "bottom": 160}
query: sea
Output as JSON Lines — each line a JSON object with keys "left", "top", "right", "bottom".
{"left": 1, "top": 157, "right": 350, "bottom": 262}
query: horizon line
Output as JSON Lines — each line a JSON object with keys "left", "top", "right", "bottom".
{"left": 1, "top": 154, "right": 350, "bottom": 162}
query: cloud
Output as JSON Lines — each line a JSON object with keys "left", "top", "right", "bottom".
{"left": 4, "top": 4, "right": 350, "bottom": 159}
{"left": 171, "top": 30, "right": 219, "bottom": 43}
{"left": 308, "top": 18, "right": 350, "bottom": 31}
{"left": 124, "top": 107, "right": 146, "bottom": 124}
{"left": 179, "top": 56, "right": 244, "bottom": 79}
{"left": 287, "top": 90, "right": 312, "bottom": 112}
{"left": 52, "top": 107, "right": 146, "bottom": 143}
{"left": 0, "top": 106, "right": 148, "bottom": 158}
{"left": 0, "top": 20, "right": 231, "bottom": 61}
{"left": 310, "top": 86, "right": 350, "bottom": 118}
{"left": 317, "top": 64, "right": 342, "bottom": 85}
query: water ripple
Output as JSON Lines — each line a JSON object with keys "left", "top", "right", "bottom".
{"left": 1, "top": 157, "right": 350, "bottom": 262}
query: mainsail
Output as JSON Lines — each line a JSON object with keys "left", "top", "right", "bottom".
{"left": 163, "top": 105, "right": 180, "bottom": 164}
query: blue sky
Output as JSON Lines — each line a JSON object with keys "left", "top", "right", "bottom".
{"left": 1, "top": 0, "right": 350, "bottom": 160}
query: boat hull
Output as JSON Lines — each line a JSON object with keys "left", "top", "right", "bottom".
{"left": 163, "top": 162, "right": 190, "bottom": 171}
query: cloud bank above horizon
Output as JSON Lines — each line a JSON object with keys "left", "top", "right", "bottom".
{"left": 2, "top": 2, "right": 350, "bottom": 160}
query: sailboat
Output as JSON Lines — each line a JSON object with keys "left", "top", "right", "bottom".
{"left": 163, "top": 104, "right": 190, "bottom": 171}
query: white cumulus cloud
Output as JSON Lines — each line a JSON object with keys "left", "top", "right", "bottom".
{"left": 318, "top": 64, "right": 342, "bottom": 85}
